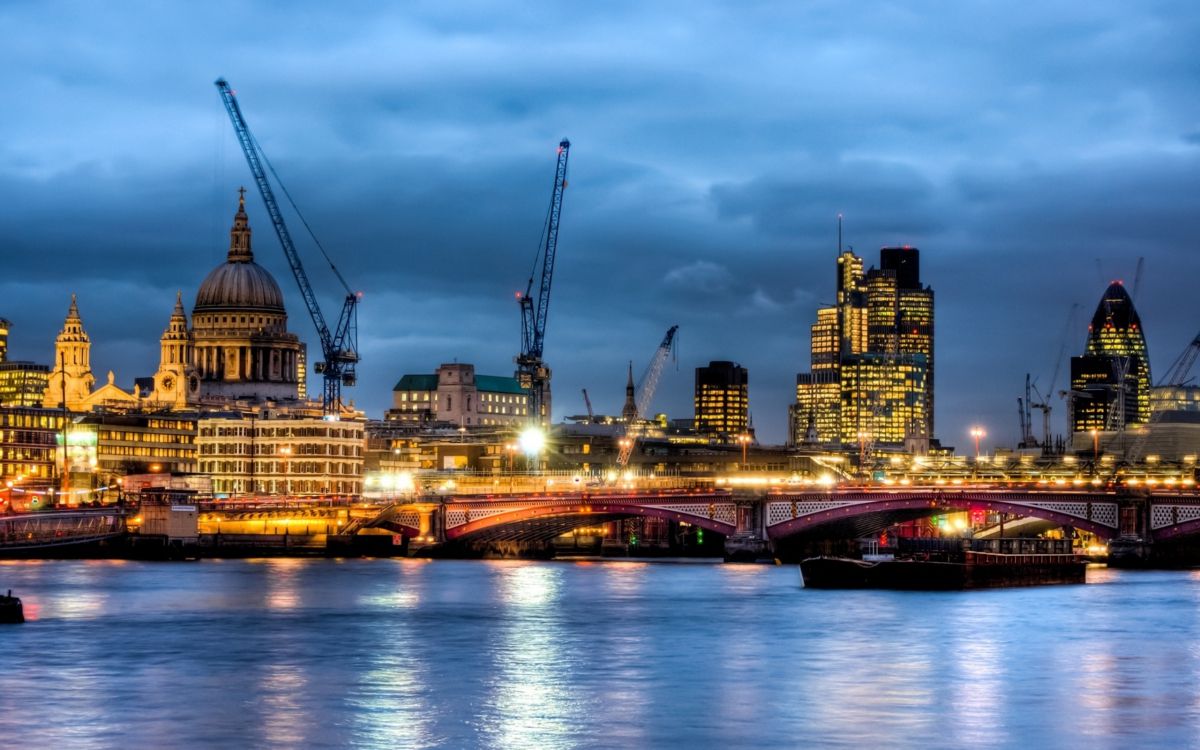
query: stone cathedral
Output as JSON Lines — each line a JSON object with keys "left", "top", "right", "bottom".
{"left": 43, "top": 191, "right": 307, "bottom": 411}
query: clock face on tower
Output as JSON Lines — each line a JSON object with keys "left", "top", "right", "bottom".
{"left": 161, "top": 375, "right": 175, "bottom": 391}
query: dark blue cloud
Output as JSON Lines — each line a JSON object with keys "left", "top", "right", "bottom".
{"left": 2, "top": 0, "right": 1199, "bottom": 446}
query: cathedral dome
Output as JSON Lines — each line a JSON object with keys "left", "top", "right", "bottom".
{"left": 194, "top": 261, "right": 285, "bottom": 313}
{"left": 193, "top": 190, "right": 286, "bottom": 314}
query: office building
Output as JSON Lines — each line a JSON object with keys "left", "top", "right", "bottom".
{"left": 792, "top": 245, "right": 934, "bottom": 450}
{"left": 386, "top": 363, "right": 530, "bottom": 428}
{"left": 694, "top": 361, "right": 749, "bottom": 440}
{"left": 1068, "top": 281, "right": 1151, "bottom": 433}
{"left": 196, "top": 413, "right": 364, "bottom": 497}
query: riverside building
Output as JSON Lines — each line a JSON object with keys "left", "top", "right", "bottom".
{"left": 694, "top": 361, "right": 750, "bottom": 441}
{"left": 196, "top": 412, "right": 364, "bottom": 497}
{"left": 0, "top": 318, "right": 49, "bottom": 407}
{"left": 386, "top": 363, "right": 529, "bottom": 428}
{"left": 790, "top": 244, "right": 934, "bottom": 452}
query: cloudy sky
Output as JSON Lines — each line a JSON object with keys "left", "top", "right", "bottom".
{"left": 2, "top": 0, "right": 1199, "bottom": 446}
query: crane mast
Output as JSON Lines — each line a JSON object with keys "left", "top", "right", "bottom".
{"left": 581, "top": 388, "right": 595, "bottom": 423}
{"left": 516, "top": 139, "right": 570, "bottom": 425}
{"left": 617, "top": 326, "right": 679, "bottom": 467}
{"left": 215, "top": 78, "right": 359, "bottom": 416}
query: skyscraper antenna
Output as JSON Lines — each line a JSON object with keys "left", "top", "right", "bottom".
{"left": 837, "top": 213, "right": 843, "bottom": 254}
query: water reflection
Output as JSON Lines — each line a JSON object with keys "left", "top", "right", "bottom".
{"left": 262, "top": 557, "right": 303, "bottom": 610}
{"left": 946, "top": 598, "right": 1006, "bottom": 745}
{"left": 485, "top": 563, "right": 582, "bottom": 749}
{"left": 3, "top": 561, "right": 1200, "bottom": 748}
{"left": 260, "top": 662, "right": 309, "bottom": 748}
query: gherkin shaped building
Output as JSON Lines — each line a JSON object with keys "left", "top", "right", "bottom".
{"left": 1082, "top": 281, "right": 1151, "bottom": 425}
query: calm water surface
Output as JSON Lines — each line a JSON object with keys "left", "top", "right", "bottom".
{"left": 2, "top": 559, "right": 1200, "bottom": 749}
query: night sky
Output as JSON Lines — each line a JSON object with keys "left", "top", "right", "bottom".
{"left": 3, "top": 1, "right": 1199, "bottom": 446}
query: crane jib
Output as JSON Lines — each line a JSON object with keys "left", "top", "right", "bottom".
{"left": 215, "top": 78, "right": 359, "bottom": 414}
{"left": 529, "top": 140, "right": 570, "bottom": 360}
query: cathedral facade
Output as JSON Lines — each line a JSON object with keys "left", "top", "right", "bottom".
{"left": 43, "top": 192, "right": 306, "bottom": 411}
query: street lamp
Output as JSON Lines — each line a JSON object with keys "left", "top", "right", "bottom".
{"left": 279, "top": 446, "right": 293, "bottom": 497}
{"left": 969, "top": 427, "right": 986, "bottom": 461}
{"left": 1090, "top": 429, "right": 1100, "bottom": 464}
{"left": 856, "top": 430, "right": 870, "bottom": 478}
{"left": 519, "top": 427, "right": 545, "bottom": 473}
{"left": 736, "top": 434, "right": 751, "bottom": 468}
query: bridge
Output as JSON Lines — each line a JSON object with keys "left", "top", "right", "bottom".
{"left": 11, "top": 482, "right": 1200, "bottom": 563}
{"left": 346, "top": 483, "right": 1200, "bottom": 562}
{"left": 0, "top": 509, "right": 126, "bottom": 555}
{"left": 347, "top": 488, "right": 739, "bottom": 544}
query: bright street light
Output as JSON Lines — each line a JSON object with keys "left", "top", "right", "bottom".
{"left": 519, "top": 427, "right": 546, "bottom": 456}
{"left": 969, "top": 427, "right": 986, "bottom": 460}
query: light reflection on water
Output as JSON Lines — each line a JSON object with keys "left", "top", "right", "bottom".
{"left": 3, "top": 561, "right": 1200, "bottom": 747}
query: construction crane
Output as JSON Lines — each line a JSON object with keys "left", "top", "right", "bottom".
{"left": 215, "top": 79, "right": 360, "bottom": 416}
{"left": 1159, "top": 331, "right": 1200, "bottom": 388}
{"left": 515, "top": 139, "right": 570, "bottom": 425}
{"left": 617, "top": 326, "right": 679, "bottom": 467}
{"left": 1017, "top": 374, "right": 1037, "bottom": 448}
{"left": 581, "top": 388, "right": 595, "bottom": 423}
{"left": 516, "top": 141, "right": 570, "bottom": 423}
{"left": 1122, "top": 331, "right": 1200, "bottom": 465}
{"left": 1025, "top": 303, "right": 1078, "bottom": 454}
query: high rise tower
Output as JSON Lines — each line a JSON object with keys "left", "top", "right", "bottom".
{"left": 1069, "top": 281, "right": 1151, "bottom": 432}
{"left": 695, "top": 361, "right": 749, "bottom": 440}
{"left": 791, "top": 243, "right": 934, "bottom": 450}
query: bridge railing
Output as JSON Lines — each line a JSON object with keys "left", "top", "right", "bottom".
{"left": 1, "top": 509, "right": 126, "bottom": 547}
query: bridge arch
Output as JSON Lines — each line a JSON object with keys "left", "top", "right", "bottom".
{"left": 767, "top": 491, "right": 1118, "bottom": 540}
{"left": 445, "top": 496, "right": 738, "bottom": 542}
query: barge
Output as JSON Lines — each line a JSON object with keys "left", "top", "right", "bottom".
{"left": 801, "top": 537, "right": 1087, "bottom": 590}
{"left": 1, "top": 590, "right": 24, "bottom": 624}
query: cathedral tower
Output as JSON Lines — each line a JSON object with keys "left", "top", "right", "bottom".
{"left": 43, "top": 295, "right": 95, "bottom": 409}
{"left": 153, "top": 292, "right": 200, "bottom": 409}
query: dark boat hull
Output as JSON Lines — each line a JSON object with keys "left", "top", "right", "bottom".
{"left": 1, "top": 595, "right": 23, "bottom": 624}
{"left": 800, "top": 555, "right": 1087, "bottom": 590}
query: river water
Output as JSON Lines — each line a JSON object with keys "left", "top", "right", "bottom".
{"left": 2, "top": 559, "right": 1199, "bottom": 749}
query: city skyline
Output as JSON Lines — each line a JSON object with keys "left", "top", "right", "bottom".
{"left": 2, "top": 2, "right": 1199, "bottom": 445}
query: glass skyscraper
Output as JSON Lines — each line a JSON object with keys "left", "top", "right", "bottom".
{"left": 1069, "top": 281, "right": 1151, "bottom": 432}
{"left": 791, "top": 246, "right": 934, "bottom": 449}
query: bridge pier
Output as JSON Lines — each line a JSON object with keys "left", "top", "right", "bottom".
{"left": 723, "top": 492, "right": 772, "bottom": 562}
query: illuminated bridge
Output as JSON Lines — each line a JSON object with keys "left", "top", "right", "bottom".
{"left": 350, "top": 483, "right": 1200, "bottom": 561}
{"left": 0, "top": 509, "right": 126, "bottom": 554}
{"left": 13, "top": 482, "right": 1200, "bottom": 563}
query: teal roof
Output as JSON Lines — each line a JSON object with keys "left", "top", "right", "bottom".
{"left": 393, "top": 374, "right": 437, "bottom": 391}
{"left": 391, "top": 373, "right": 524, "bottom": 395}
{"left": 475, "top": 375, "right": 525, "bottom": 395}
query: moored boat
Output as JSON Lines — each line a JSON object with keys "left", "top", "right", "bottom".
{"left": 800, "top": 538, "right": 1087, "bottom": 590}
{"left": 1, "top": 590, "right": 24, "bottom": 624}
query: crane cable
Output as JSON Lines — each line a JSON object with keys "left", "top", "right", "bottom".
{"left": 248, "top": 130, "right": 354, "bottom": 296}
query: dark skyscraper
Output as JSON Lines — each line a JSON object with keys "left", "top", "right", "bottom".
{"left": 694, "top": 361, "right": 749, "bottom": 440}
{"left": 792, "top": 245, "right": 934, "bottom": 450}
{"left": 1069, "top": 280, "right": 1151, "bottom": 433}
{"left": 880, "top": 246, "right": 921, "bottom": 290}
